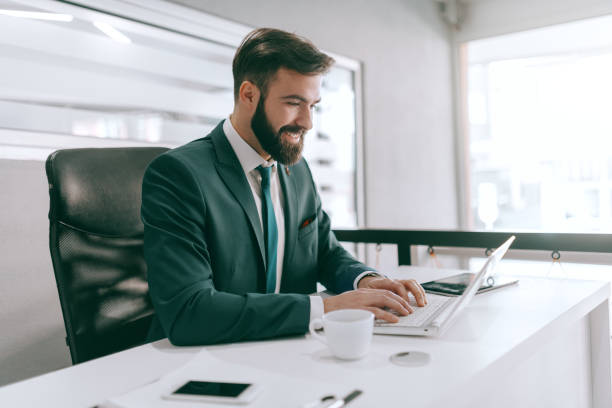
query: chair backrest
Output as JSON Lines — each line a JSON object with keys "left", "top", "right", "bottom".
{"left": 45, "top": 147, "right": 168, "bottom": 364}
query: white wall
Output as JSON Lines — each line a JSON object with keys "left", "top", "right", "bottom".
{"left": 0, "top": 160, "right": 70, "bottom": 385}
{"left": 458, "top": 0, "right": 612, "bottom": 42}
{"left": 0, "top": 0, "right": 458, "bottom": 385}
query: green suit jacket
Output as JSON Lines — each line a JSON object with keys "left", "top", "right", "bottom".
{"left": 141, "top": 121, "right": 371, "bottom": 345}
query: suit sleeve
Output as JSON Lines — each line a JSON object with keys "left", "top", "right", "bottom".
{"left": 308, "top": 179, "right": 374, "bottom": 294}
{"left": 142, "top": 154, "right": 309, "bottom": 346}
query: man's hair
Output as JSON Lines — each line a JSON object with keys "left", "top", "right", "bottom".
{"left": 232, "top": 28, "right": 334, "bottom": 100}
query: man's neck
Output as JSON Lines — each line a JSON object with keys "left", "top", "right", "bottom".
{"left": 229, "top": 113, "right": 271, "bottom": 161}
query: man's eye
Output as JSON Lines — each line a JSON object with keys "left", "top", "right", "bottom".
{"left": 287, "top": 102, "right": 300, "bottom": 106}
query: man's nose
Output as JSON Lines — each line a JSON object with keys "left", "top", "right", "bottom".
{"left": 295, "top": 106, "right": 313, "bottom": 131}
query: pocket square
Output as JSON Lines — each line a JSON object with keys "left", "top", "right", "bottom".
{"left": 299, "top": 214, "right": 316, "bottom": 229}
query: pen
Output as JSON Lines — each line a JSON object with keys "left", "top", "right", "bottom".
{"left": 301, "top": 394, "right": 335, "bottom": 408}
{"left": 327, "top": 390, "right": 362, "bottom": 408}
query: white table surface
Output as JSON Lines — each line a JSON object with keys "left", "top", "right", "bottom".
{"left": 1, "top": 266, "right": 610, "bottom": 408}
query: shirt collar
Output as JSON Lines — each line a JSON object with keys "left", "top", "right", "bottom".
{"left": 223, "top": 117, "right": 276, "bottom": 174}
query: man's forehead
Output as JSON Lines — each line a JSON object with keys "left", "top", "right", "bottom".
{"left": 267, "top": 68, "right": 322, "bottom": 102}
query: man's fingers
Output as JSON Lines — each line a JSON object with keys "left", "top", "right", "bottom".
{"left": 404, "top": 279, "right": 427, "bottom": 306}
{"left": 376, "top": 290, "right": 413, "bottom": 314}
{"left": 325, "top": 288, "right": 418, "bottom": 318}
{"left": 365, "top": 307, "right": 399, "bottom": 323}
{"left": 386, "top": 280, "right": 411, "bottom": 302}
{"left": 368, "top": 278, "right": 412, "bottom": 302}
{"left": 360, "top": 287, "right": 413, "bottom": 314}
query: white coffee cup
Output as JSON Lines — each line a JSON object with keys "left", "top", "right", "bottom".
{"left": 309, "top": 309, "right": 374, "bottom": 360}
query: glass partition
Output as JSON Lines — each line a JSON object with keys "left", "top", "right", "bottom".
{"left": 464, "top": 14, "right": 612, "bottom": 233}
{"left": 0, "top": 0, "right": 362, "bottom": 227}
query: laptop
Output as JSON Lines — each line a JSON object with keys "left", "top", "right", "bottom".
{"left": 374, "top": 235, "right": 515, "bottom": 337}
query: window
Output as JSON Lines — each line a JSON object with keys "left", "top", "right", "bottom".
{"left": 458, "top": 15, "right": 612, "bottom": 331}
{"left": 0, "top": 0, "right": 363, "bottom": 227}
{"left": 464, "top": 14, "right": 612, "bottom": 232}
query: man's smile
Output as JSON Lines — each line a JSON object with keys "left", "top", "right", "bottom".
{"left": 283, "top": 131, "right": 302, "bottom": 143}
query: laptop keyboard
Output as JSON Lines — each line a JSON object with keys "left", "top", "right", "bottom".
{"left": 375, "top": 294, "right": 451, "bottom": 328}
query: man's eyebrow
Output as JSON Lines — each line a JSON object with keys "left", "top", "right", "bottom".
{"left": 281, "top": 95, "right": 321, "bottom": 104}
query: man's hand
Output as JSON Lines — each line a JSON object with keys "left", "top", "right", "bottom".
{"left": 322, "top": 276, "right": 429, "bottom": 323}
{"left": 323, "top": 288, "right": 414, "bottom": 323}
{"left": 358, "top": 276, "right": 428, "bottom": 307}
{"left": 322, "top": 275, "right": 429, "bottom": 323}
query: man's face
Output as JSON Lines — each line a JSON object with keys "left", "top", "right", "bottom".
{"left": 251, "top": 68, "right": 322, "bottom": 165}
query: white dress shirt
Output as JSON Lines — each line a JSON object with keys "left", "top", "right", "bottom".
{"left": 222, "top": 118, "right": 325, "bottom": 322}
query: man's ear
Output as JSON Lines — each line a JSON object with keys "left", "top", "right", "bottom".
{"left": 238, "top": 81, "right": 260, "bottom": 112}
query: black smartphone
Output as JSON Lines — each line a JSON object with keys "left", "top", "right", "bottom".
{"left": 163, "top": 380, "right": 260, "bottom": 404}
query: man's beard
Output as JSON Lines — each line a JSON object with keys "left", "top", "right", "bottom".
{"left": 251, "top": 96, "right": 305, "bottom": 166}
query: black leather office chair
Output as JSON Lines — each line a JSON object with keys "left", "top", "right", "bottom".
{"left": 46, "top": 147, "right": 168, "bottom": 364}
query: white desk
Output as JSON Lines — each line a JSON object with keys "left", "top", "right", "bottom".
{"left": 1, "top": 267, "right": 610, "bottom": 408}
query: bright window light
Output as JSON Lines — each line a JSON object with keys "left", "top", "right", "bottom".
{"left": 93, "top": 21, "right": 131, "bottom": 44}
{"left": 0, "top": 9, "right": 73, "bottom": 22}
{"left": 465, "top": 15, "right": 612, "bottom": 232}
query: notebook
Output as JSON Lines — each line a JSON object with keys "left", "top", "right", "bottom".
{"left": 374, "top": 235, "right": 515, "bottom": 337}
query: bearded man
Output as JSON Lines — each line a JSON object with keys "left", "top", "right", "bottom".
{"left": 142, "top": 28, "right": 427, "bottom": 345}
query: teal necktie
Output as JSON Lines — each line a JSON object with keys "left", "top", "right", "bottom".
{"left": 257, "top": 165, "right": 277, "bottom": 293}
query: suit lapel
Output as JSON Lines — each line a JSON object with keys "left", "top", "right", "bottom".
{"left": 211, "top": 124, "right": 266, "bottom": 269}
{"left": 278, "top": 163, "right": 297, "bottom": 288}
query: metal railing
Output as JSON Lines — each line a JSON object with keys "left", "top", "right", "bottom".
{"left": 333, "top": 229, "right": 612, "bottom": 265}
